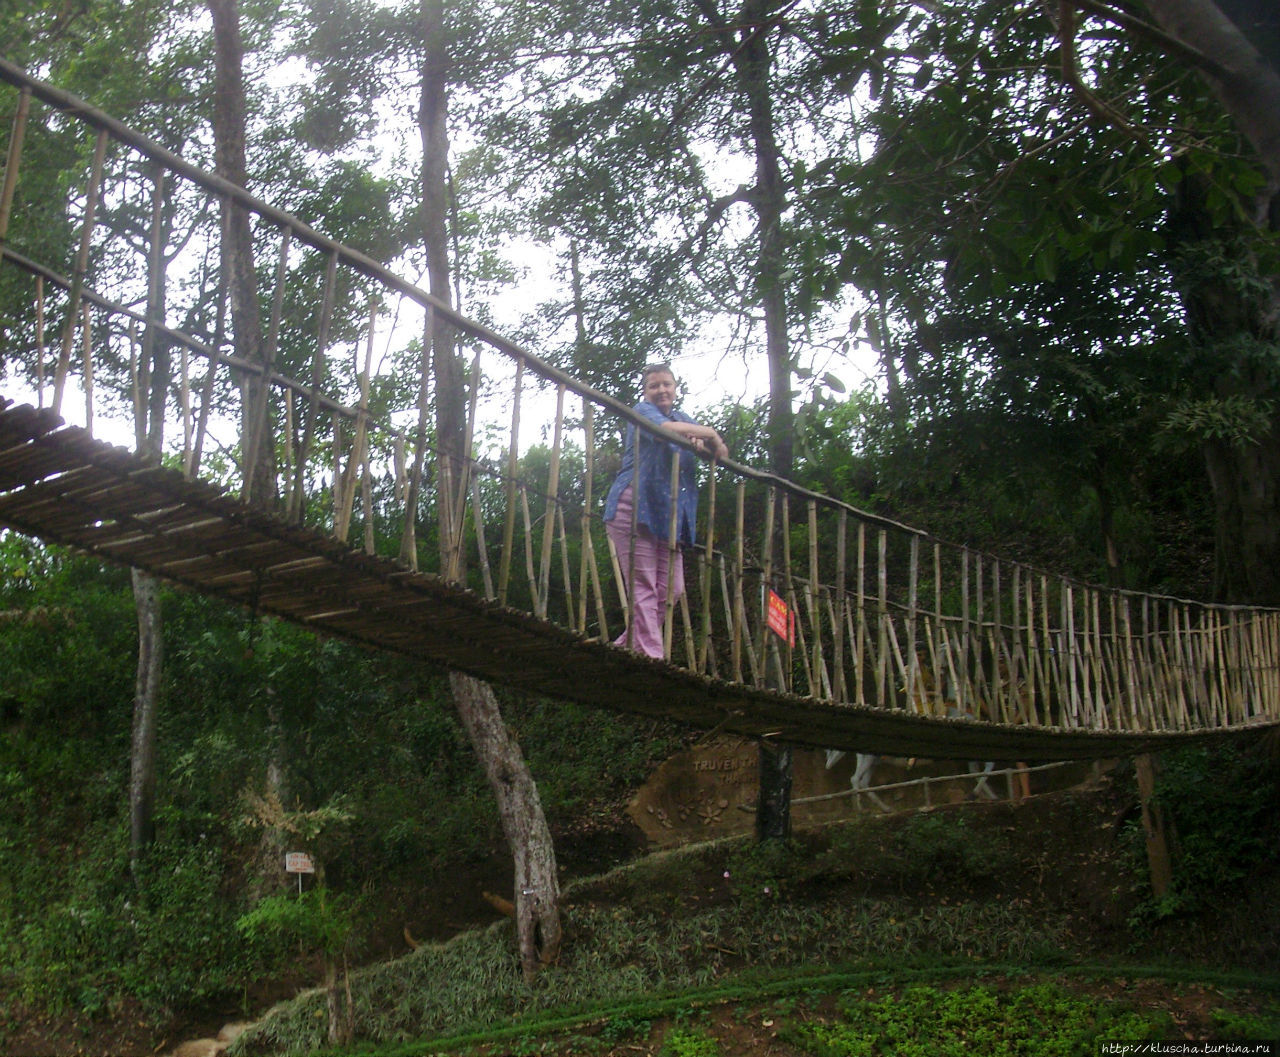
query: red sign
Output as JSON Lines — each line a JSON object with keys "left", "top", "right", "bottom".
{"left": 766, "top": 589, "right": 795, "bottom": 646}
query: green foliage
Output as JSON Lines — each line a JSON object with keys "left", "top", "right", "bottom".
{"left": 813, "top": 811, "right": 1015, "bottom": 894}
{"left": 600, "top": 1014, "right": 653, "bottom": 1044}
{"left": 1161, "top": 394, "right": 1276, "bottom": 450}
{"left": 1210, "top": 1005, "right": 1280, "bottom": 1041}
{"left": 122, "top": 836, "right": 271, "bottom": 1011}
{"left": 236, "top": 887, "right": 361, "bottom": 961}
{"left": 781, "top": 982, "right": 1168, "bottom": 1056}
{"left": 1130, "top": 745, "right": 1280, "bottom": 921}
{"left": 894, "top": 814, "right": 1011, "bottom": 884}
{"left": 0, "top": 780, "right": 267, "bottom": 1018}
{"left": 237, "top": 884, "right": 1067, "bottom": 1052}
{"left": 0, "top": 538, "right": 685, "bottom": 1030}
{"left": 658, "top": 1024, "right": 720, "bottom": 1057}
{"left": 725, "top": 838, "right": 801, "bottom": 912}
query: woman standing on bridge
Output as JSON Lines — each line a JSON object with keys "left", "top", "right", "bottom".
{"left": 605, "top": 363, "right": 729, "bottom": 659}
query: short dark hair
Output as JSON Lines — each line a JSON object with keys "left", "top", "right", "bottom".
{"left": 641, "top": 362, "right": 675, "bottom": 385}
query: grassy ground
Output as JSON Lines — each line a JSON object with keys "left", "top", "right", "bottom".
{"left": 221, "top": 770, "right": 1280, "bottom": 1057}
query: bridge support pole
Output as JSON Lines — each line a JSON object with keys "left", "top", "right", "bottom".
{"left": 756, "top": 741, "right": 794, "bottom": 841}
{"left": 1135, "top": 753, "right": 1174, "bottom": 901}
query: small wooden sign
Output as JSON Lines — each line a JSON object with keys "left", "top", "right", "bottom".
{"left": 284, "top": 852, "right": 315, "bottom": 875}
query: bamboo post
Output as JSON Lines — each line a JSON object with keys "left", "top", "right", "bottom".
{"left": 1025, "top": 575, "right": 1043, "bottom": 725}
{"left": 180, "top": 345, "right": 192, "bottom": 474}
{"left": 498, "top": 360, "right": 523, "bottom": 603}
{"left": 0, "top": 85, "right": 31, "bottom": 248}
{"left": 1090, "top": 589, "right": 1106, "bottom": 728}
{"left": 452, "top": 350, "right": 482, "bottom": 574}
{"left": 35, "top": 276, "right": 45, "bottom": 407}
{"left": 833, "top": 509, "right": 848, "bottom": 702}
{"left": 663, "top": 447, "right": 681, "bottom": 661}
{"left": 780, "top": 495, "right": 805, "bottom": 694}
{"left": 1066, "top": 583, "right": 1083, "bottom": 726}
{"left": 774, "top": 494, "right": 791, "bottom": 691}
{"left": 1010, "top": 565, "right": 1027, "bottom": 722}
{"left": 332, "top": 418, "right": 344, "bottom": 526}
{"left": 556, "top": 503, "right": 576, "bottom": 627}
{"left": 470, "top": 472, "right": 495, "bottom": 599}
{"left": 807, "top": 501, "right": 826, "bottom": 698}
{"left": 537, "top": 384, "right": 566, "bottom": 619}
{"left": 906, "top": 535, "right": 919, "bottom": 708}
{"left": 932, "top": 543, "right": 943, "bottom": 708}
{"left": 989, "top": 559, "right": 1003, "bottom": 722}
{"left": 1041, "top": 574, "right": 1057, "bottom": 720}
{"left": 189, "top": 220, "right": 230, "bottom": 479}
{"left": 136, "top": 162, "right": 166, "bottom": 456}
{"left": 723, "top": 546, "right": 759, "bottom": 685}
{"left": 756, "top": 487, "right": 776, "bottom": 688}
{"left": 361, "top": 437, "right": 375, "bottom": 556}
{"left": 698, "top": 463, "right": 717, "bottom": 674}
{"left": 280, "top": 393, "right": 295, "bottom": 507}
{"left": 54, "top": 128, "right": 109, "bottom": 417}
{"left": 578, "top": 402, "right": 596, "bottom": 634}
{"left": 297, "top": 249, "right": 339, "bottom": 525}
{"left": 586, "top": 519, "right": 611, "bottom": 642}
{"left": 1120, "top": 594, "right": 1138, "bottom": 730}
{"left": 522, "top": 483, "right": 539, "bottom": 614}
{"left": 623, "top": 420, "right": 640, "bottom": 650}
{"left": 129, "top": 321, "right": 142, "bottom": 447}
{"left": 731, "top": 481, "right": 746, "bottom": 683}
{"left": 607, "top": 534, "right": 628, "bottom": 615}
{"left": 244, "top": 228, "right": 292, "bottom": 503}
{"left": 856, "top": 521, "right": 866, "bottom": 706}
{"left": 876, "top": 529, "right": 888, "bottom": 706}
{"left": 335, "top": 297, "right": 376, "bottom": 543}
{"left": 960, "top": 548, "right": 971, "bottom": 710}
{"left": 80, "top": 303, "right": 93, "bottom": 436}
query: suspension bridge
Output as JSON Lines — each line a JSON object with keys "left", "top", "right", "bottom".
{"left": 0, "top": 58, "right": 1275, "bottom": 764}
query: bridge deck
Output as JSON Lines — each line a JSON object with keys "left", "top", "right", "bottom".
{"left": 0, "top": 398, "right": 1264, "bottom": 762}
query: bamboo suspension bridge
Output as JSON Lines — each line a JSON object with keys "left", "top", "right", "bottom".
{"left": 0, "top": 59, "right": 1275, "bottom": 764}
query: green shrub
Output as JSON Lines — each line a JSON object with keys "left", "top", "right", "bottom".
{"left": 1131, "top": 745, "right": 1280, "bottom": 920}
{"left": 895, "top": 813, "right": 1011, "bottom": 883}
{"left": 781, "top": 982, "right": 1170, "bottom": 1056}
{"left": 658, "top": 1025, "right": 720, "bottom": 1057}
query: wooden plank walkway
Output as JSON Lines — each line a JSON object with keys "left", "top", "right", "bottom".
{"left": 0, "top": 398, "right": 1268, "bottom": 762}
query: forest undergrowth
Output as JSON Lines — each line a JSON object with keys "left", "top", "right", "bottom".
{"left": 227, "top": 750, "right": 1280, "bottom": 1056}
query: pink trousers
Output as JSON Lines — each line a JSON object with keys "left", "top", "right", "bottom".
{"left": 606, "top": 485, "right": 684, "bottom": 659}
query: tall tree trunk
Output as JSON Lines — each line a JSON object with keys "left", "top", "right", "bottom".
{"left": 736, "top": 0, "right": 794, "bottom": 481}
{"left": 449, "top": 672, "right": 562, "bottom": 978}
{"left": 418, "top": 0, "right": 562, "bottom": 981}
{"left": 1139, "top": 0, "right": 1280, "bottom": 601}
{"left": 129, "top": 168, "right": 171, "bottom": 875}
{"left": 129, "top": 567, "right": 162, "bottom": 867}
{"left": 208, "top": 0, "right": 274, "bottom": 508}
{"left": 697, "top": 0, "right": 797, "bottom": 839}
{"left": 208, "top": 0, "right": 286, "bottom": 891}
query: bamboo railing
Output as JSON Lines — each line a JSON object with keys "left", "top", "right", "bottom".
{"left": 0, "top": 58, "right": 1276, "bottom": 744}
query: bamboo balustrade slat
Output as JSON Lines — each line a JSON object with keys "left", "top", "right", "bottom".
{"left": 698, "top": 465, "right": 717, "bottom": 674}
{"left": 833, "top": 509, "right": 847, "bottom": 703}
{"left": 731, "top": 481, "right": 745, "bottom": 683}
{"left": 53, "top": 128, "right": 108, "bottom": 419}
{"left": 578, "top": 402, "right": 596, "bottom": 635}
{"left": 0, "top": 58, "right": 1273, "bottom": 763}
{"left": 537, "top": 385, "right": 565, "bottom": 621}
{"left": 0, "top": 84, "right": 30, "bottom": 248}
{"left": 664, "top": 447, "right": 680, "bottom": 660}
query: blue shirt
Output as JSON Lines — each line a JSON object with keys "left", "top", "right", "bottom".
{"left": 604, "top": 401, "right": 700, "bottom": 546}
